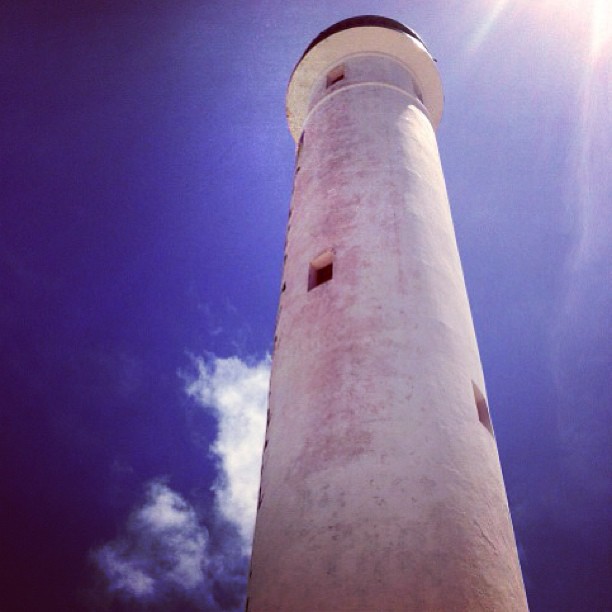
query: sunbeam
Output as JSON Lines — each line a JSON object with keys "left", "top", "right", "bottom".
{"left": 468, "top": 0, "right": 611, "bottom": 61}
{"left": 589, "top": 0, "right": 611, "bottom": 61}
{"left": 548, "top": 0, "right": 611, "bottom": 472}
{"left": 464, "top": 0, "right": 513, "bottom": 57}
{"left": 562, "top": 0, "right": 611, "bottom": 274}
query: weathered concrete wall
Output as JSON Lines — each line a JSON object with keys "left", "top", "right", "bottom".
{"left": 248, "top": 40, "right": 527, "bottom": 612}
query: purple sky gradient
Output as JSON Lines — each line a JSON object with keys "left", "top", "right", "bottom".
{"left": 0, "top": 1, "right": 610, "bottom": 610}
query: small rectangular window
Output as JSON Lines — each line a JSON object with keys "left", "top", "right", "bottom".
{"left": 473, "top": 382, "right": 494, "bottom": 436}
{"left": 326, "top": 65, "right": 345, "bottom": 88}
{"left": 308, "top": 250, "right": 334, "bottom": 291}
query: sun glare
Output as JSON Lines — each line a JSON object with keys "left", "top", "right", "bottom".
{"left": 473, "top": 0, "right": 611, "bottom": 59}
{"left": 589, "top": 0, "right": 611, "bottom": 60}
{"left": 463, "top": 0, "right": 610, "bottom": 274}
{"left": 525, "top": 0, "right": 610, "bottom": 60}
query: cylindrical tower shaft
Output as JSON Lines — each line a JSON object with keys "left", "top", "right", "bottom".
{"left": 248, "top": 16, "right": 528, "bottom": 611}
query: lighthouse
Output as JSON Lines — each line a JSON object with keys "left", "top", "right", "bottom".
{"left": 247, "top": 15, "right": 528, "bottom": 611}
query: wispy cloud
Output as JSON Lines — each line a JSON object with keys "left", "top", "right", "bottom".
{"left": 92, "top": 354, "right": 270, "bottom": 610}
{"left": 91, "top": 481, "right": 209, "bottom": 603}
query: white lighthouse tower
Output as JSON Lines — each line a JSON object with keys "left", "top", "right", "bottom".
{"left": 247, "top": 16, "right": 528, "bottom": 611}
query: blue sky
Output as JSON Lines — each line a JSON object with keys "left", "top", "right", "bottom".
{"left": 1, "top": 1, "right": 610, "bottom": 610}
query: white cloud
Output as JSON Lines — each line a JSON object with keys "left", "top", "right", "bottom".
{"left": 92, "top": 481, "right": 209, "bottom": 602}
{"left": 185, "top": 355, "right": 270, "bottom": 554}
{"left": 94, "top": 549, "right": 155, "bottom": 598}
{"left": 92, "top": 354, "right": 270, "bottom": 609}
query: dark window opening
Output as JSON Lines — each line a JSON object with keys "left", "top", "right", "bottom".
{"left": 245, "top": 597, "right": 250, "bottom": 612}
{"left": 257, "top": 489, "right": 263, "bottom": 509}
{"left": 313, "top": 263, "right": 333, "bottom": 287}
{"left": 281, "top": 282, "right": 286, "bottom": 292}
{"left": 297, "top": 131, "right": 305, "bottom": 160}
{"left": 473, "top": 382, "right": 494, "bottom": 436}
{"left": 326, "top": 65, "right": 345, "bottom": 88}
{"left": 308, "top": 251, "right": 334, "bottom": 291}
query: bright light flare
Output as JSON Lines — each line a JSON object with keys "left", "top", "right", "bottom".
{"left": 464, "top": 0, "right": 512, "bottom": 57}
{"left": 471, "top": 0, "right": 611, "bottom": 61}
{"left": 525, "top": 0, "right": 610, "bottom": 61}
{"left": 462, "top": 0, "right": 611, "bottom": 305}
{"left": 589, "top": 0, "right": 611, "bottom": 61}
